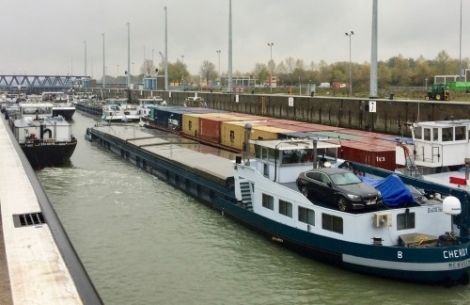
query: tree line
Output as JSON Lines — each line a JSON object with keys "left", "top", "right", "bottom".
{"left": 107, "top": 50, "right": 469, "bottom": 93}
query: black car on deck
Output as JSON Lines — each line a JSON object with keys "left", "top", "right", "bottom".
{"left": 296, "top": 168, "right": 383, "bottom": 212}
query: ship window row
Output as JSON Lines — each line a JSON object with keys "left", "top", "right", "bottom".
{"left": 254, "top": 146, "right": 338, "bottom": 165}
{"left": 263, "top": 193, "right": 341, "bottom": 230}
{"left": 415, "top": 126, "right": 467, "bottom": 142}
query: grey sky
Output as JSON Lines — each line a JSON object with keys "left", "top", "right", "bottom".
{"left": 2, "top": 0, "right": 468, "bottom": 78}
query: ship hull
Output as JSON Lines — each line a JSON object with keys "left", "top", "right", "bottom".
{"left": 20, "top": 140, "right": 77, "bottom": 168}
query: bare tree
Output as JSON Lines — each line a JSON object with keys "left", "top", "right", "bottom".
{"left": 252, "top": 63, "right": 269, "bottom": 85}
{"left": 140, "top": 59, "right": 157, "bottom": 77}
{"left": 199, "top": 60, "right": 217, "bottom": 84}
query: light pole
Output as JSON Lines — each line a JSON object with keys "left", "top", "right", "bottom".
{"left": 267, "top": 42, "right": 274, "bottom": 92}
{"left": 345, "top": 31, "right": 354, "bottom": 96}
{"left": 117, "top": 65, "right": 119, "bottom": 78}
{"left": 216, "top": 50, "right": 221, "bottom": 87}
{"left": 84, "top": 40, "right": 87, "bottom": 76}
{"left": 425, "top": 78, "right": 428, "bottom": 91}
{"left": 127, "top": 22, "right": 130, "bottom": 89}
{"left": 181, "top": 55, "right": 184, "bottom": 86}
{"left": 102, "top": 33, "right": 105, "bottom": 88}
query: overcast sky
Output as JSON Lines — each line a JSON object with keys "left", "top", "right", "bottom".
{"left": 1, "top": 0, "right": 468, "bottom": 78}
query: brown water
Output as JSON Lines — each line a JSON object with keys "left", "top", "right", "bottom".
{"left": 36, "top": 112, "right": 470, "bottom": 305}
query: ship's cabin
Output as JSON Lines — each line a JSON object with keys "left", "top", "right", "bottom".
{"left": 397, "top": 120, "right": 470, "bottom": 170}
{"left": 18, "top": 102, "right": 53, "bottom": 119}
{"left": 250, "top": 139, "right": 342, "bottom": 183}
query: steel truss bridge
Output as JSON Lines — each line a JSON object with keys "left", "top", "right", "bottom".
{"left": 0, "top": 75, "right": 90, "bottom": 88}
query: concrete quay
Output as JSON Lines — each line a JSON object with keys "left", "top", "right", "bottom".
{"left": 0, "top": 114, "right": 102, "bottom": 304}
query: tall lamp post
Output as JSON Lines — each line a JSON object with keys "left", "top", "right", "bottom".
{"left": 181, "top": 55, "right": 184, "bottom": 86}
{"left": 267, "top": 42, "right": 274, "bottom": 93}
{"left": 345, "top": 31, "right": 354, "bottom": 96}
{"left": 102, "top": 33, "right": 105, "bottom": 88}
{"left": 216, "top": 50, "right": 221, "bottom": 88}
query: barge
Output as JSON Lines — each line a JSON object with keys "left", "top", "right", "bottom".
{"left": 86, "top": 123, "right": 470, "bottom": 286}
{"left": 9, "top": 102, "right": 77, "bottom": 168}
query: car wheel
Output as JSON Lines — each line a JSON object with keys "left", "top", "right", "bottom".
{"left": 300, "top": 186, "right": 309, "bottom": 198}
{"left": 337, "top": 196, "right": 350, "bottom": 212}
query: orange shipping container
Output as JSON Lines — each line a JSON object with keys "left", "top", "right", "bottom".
{"left": 182, "top": 113, "right": 242, "bottom": 138}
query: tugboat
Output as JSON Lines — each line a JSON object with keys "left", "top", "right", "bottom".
{"left": 10, "top": 102, "right": 77, "bottom": 169}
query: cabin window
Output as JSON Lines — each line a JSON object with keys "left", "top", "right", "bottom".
{"left": 262, "top": 194, "right": 274, "bottom": 210}
{"left": 413, "top": 126, "right": 422, "bottom": 140}
{"left": 423, "top": 128, "right": 431, "bottom": 141}
{"left": 299, "top": 206, "right": 315, "bottom": 226}
{"left": 254, "top": 146, "right": 276, "bottom": 162}
{"left": 279, "top": 200, "right": 292, "bottom": 217}
{"left": 322, "top": 213, "right": 343, "bottom": 234}
{"left": 442, "top": 127, "right": 454, "bottom": 142}
{"left": 433, "top": 128, "right": 438, "bottom": 141}
{"left": 397, "top": 212, "right": 415, "bottom": 230}
{"left": 455, "top": 126, "right": 466, "bottom": 140}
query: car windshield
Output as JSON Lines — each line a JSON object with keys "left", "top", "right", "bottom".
{"left": 330, "top": 172, "right": 361, "bottom": 185}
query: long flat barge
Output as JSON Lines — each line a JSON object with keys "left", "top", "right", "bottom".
{"left": 88, "top": 124, "right": 470, "bottom": 286}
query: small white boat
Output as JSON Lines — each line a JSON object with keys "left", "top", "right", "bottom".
{"left": 101, "top": 98, "right": 139, "bottom": 122}
{"left": 137, "top": 96, "right": 167, "bottom": 118}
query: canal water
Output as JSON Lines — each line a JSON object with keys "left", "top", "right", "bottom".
{"left": 36, "top": 112, "right": 470, "bottom": 305}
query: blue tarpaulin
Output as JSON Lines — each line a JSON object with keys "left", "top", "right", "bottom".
{"left": 358, "top": 174, "right": 414, "bottom": 206}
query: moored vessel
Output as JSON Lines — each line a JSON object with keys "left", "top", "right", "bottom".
{"left": 101, "top": 98, "right": 139, "bottom": 122}
{"left": 86, "top": 123, "right": 470, "bottom": 286}
{"left": 10, "top": 102, "right": 77, "bottom": 168}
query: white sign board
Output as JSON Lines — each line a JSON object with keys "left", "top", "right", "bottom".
{"left": 369, "top": 101, "right": 376, "bottom": 113}
{"left": 288, "top": 97, "right": 294, "bottom": 107}
{"left": 235, "top": 94, "right": 239, "bottom": 102}
{"left": 169, "top": 91, "right": 172, "bottom": 98}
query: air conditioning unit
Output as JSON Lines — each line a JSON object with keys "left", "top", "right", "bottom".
{"left": 373, "top": 212, "right": 392, "bottom": 228}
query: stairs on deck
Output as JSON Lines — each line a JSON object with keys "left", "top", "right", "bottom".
{"left": 239, "top": 180, "right": 253, "bottom": 211}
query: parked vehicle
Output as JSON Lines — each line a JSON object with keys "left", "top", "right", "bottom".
{"left": 425, "top": 83, "right": 450, "bottom": 101}
{"left": 296, "top": 167, "right": 383, "bottom": 211}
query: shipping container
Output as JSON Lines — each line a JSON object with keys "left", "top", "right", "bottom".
{"left": 278, "top": 131, "right": 330, "bottom": 140}
{"left": 198, "top": 114, "right": 249, "bottom": 144}
{"left": 336, "top": 129, "right": 390, "bottom": 139}
{"left": 293, "top": 122, "right": 345, "bottom": 132}
{"left": 266, "top": 122, "right": 315, "bottom": 132}
{"left": 307, "top": 131, "right": 365, "bottom": 141}
{"left": 182, "top": 113, "right": 239, "bottom": 139}
{"left": 349, "top": 138, "right": 398, "bottom": 149}
{"left": 220, "top": 121, "right": 275, "bottom": 151}
{"left": 337, "top": 140, "right": 396, "bottom": 171}
{"left": 380, "top": 136, "right": 414, "bottom": 145}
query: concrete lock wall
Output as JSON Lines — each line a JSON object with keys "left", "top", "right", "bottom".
{"left": 95, "top": 88, "right": 470, "bottom": 138}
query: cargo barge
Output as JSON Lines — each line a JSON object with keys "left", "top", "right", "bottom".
{"left": 87, "top": 123, "right": 470, "bottom": 286}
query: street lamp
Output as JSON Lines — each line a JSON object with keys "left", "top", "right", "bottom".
{"left": 181, "top": 55, "right": 184, "bottom": 86}
{"left": 102, "top": 33, "right": 105, "bottom": 88}
{"left": 345, "top": 31, "right": 354, "bottom": 96}
{"left": 216, "top": 50, "right": 221, "bottom": 88}
{"left": 267, "top": 42, "right": 274, "bottom": 93}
